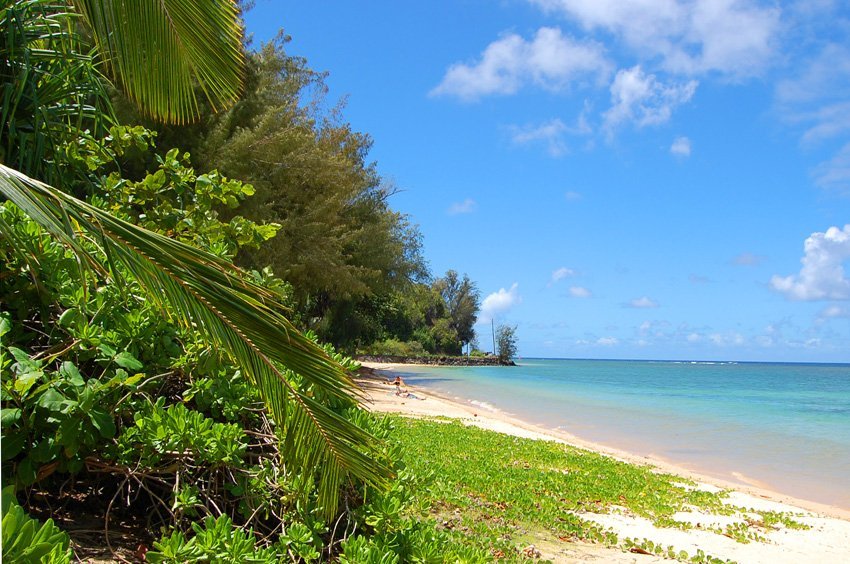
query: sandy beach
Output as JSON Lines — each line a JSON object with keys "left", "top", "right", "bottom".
{"left": 357, "top": 361, "right": 850, "bottom": 563}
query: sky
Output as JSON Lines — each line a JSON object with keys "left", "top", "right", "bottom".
{"left": 243, "top": 0, "right": 850, "bottom": 363}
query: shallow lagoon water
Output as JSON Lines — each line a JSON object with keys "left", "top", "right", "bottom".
{"left": 395, "top": 359, "right": 850, "bottom": 509}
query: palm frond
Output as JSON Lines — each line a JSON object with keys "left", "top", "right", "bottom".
{"left": 73, "top": 0, "right": 244, "bottom": 124}
{"left": 0, "top": 164, "right": 391, "bottom": 517}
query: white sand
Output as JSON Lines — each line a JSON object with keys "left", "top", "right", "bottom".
{"left": 357, "top": 362, "right": 850, "bottom": 564}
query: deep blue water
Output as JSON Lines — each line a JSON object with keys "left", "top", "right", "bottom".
{"left": 394, "top": 359, "right": 850, "bottom": 509}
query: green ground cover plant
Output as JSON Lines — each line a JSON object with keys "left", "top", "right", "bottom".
{"left": 386, "top": 416, "right": 808, "bottom": 562}
{"left": 1, "top": 486, "right": 72, "bottom": 563}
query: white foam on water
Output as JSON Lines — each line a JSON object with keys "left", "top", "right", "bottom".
{"left": 469, "top": 399, "right": 499, "bottom": 412}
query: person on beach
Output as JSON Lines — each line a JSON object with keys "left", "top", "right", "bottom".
{"left": 389, "top": 375, "right": 425, "bottom": 400}
{"left": 389, "top": 375, "right": 405, "bottom": 395}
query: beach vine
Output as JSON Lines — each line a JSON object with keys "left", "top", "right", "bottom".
{"left": 385, "top": 416, "right": 811, "bottom": 562}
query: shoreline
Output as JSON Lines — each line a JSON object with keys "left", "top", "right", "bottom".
{"left": 357, "top": 361, "right": 850, "bottom": 561}
{"left": 357, "top": 361, "right": 850, "bottom": 522}
{"left": 355, "top": 354, "right": 515, "bottom": 366}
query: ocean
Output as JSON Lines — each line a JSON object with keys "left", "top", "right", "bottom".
{"left": 393, "top": 358, "right": 850, "bottom": 510}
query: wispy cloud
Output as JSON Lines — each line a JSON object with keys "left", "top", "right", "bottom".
{"left": 709, "top": 332, "right": 746, "bottom": 347}
{"left": 813, "top": 142, "right": 850, "bottom": 195}
{"left": 550, "top": 266, "right": 576, "bottom": 284}
{"left": 819, "top": 305, "right": 850, "bottom": 320}
{"left": 569, "top": 286, "right": 592, "bottom": 298}
{"left": 774, "top": 40, "right": 850, "bottom": 196}
{"left": 732, "top": 252, "right": 766, "bottom": 266}
{"left": 430, "top": 27, "right": 611, "bottom": 101}
{"left": 625, "top": 296, "right": 659, "bottom": 308}
{"left": 771, "top": 225, "right": 850, "bottom": 300}
{"left": 603, "top": 66, "right": 697, "bottom": 134}
{"left": 510, "top": 118, "right": 569, "bottom": 156}
{"left": 777, "top": 43, "right": 850, "bottom": 144}
{"left": 447, "top": 198, "right": 477, "bottom": 215}
{"left": 670, "top": 136, "right": 691, "bottom": 157}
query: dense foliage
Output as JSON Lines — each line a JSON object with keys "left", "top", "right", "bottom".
{"left": 1, "top": 0, "right": 388, "bottom": 559}
{"left": 0, "top": 1, "right": 510, "bottom": 560}
{"left": 0, "top": 121, "right": 394, "bottom": 557}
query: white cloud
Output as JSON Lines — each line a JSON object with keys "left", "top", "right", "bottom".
{"left": 772, "top": 41, "right": 850, "bottom": 198}
{"left": 627, "top": 296, "right": 659, "bottom": 308}
{"left": 447, "top": 198, "right": 477, "bottom": 215}
{"left": 813, "top": 143, "right": 850, "bottom": 195}
{"left": 771, "top": 225, "right": 850, "bottom": 300}
{"left": 565, "top": 190, "right": 582, "bottom": 201}
{"left": 510, "top": 119, "right": 569, "bottom": 156}
{"left": 670, "top": 136, "right": 691, "bottom": 156}
{"left": 776, "top": 44, "right": 850, "bottom": 145}
{"left": 480, "top": 283, "right": 522, "bottom": 322}
{"left": 431, "top": 27, "right": 611, "bottom": 100}
{"left": 550, "top": 266, "right": 576, "bottom": 283}
{"left": 569, "top": 286, "right": 592, "bottom": 298}
{"left": 603, "top": 66, "right": 697, "bottom": 133}
{"left": 597, "top": 336, "right": 619, "bottom": 346}
{"left": 777, "top": 44, "right": 850, "bottom": 107}
{"left": 820, "top": 305, "right": 850, "bottom": 319}
{"left": 686, "top": 332, "right": 702, "bottom": 343}
{"left": 709, "top": 332, "right": 746, "bottom": 346}
{"left": 638, "top": 319, "right": 670, "bottom": 336}
{"left": 529, "top": 0, "right": 780, "bottom": 77}
{"left": 793, "top": 101, "right": 850, "bottom": 146}
{"left": 755, "top": 335, "right": 774, "bottom": 348}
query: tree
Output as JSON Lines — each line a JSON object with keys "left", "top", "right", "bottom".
{"left": 434, "top": 270, "right": 480, "bottom": 351}
{"left": 150, "top": 37, "right": 429, "bottom": 338}
{"left": 0, "top": 0, "right": 389, "bottom": 517}
{"left": 496, "top": 324, "right": 518, "bottom": 362}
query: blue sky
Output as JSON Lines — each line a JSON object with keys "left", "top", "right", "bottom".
{"left": 243, "top": 1, "right": 850, "bottom": 362}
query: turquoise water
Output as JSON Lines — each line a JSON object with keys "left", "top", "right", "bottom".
{"left": 394, "top": 359, "right": 850, "bottom": 509}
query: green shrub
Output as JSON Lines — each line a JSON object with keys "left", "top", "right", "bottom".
{"left": 361, "top": 339, "right": 427, "bottom": 357}
{"left": 113, "top": 399, "right": 247, "bottom": 468}
{"left": 147, "top": 515, "right": 277, "bottom": 563}
{"left": 1, "top": 487, "right": 72, "bottom": 564}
